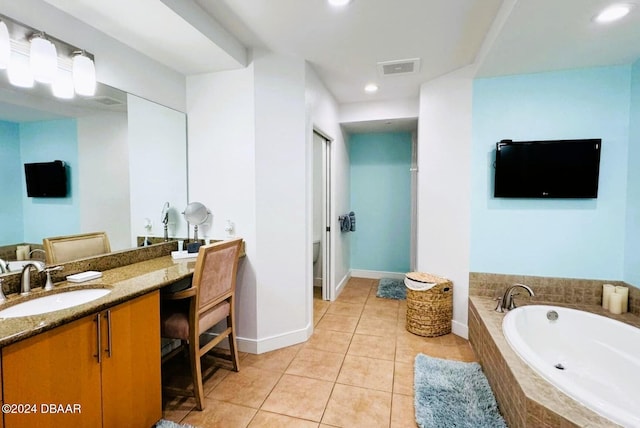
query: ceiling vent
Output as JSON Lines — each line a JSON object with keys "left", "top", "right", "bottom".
{"left": 91, "top": 96, "right": 124, "bottom": 106}
{"left": 377, "top": 58, "right": 421, "bottom": 76}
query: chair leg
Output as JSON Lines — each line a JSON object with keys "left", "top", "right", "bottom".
{"left": 188, "top": 337, "right": 205, "bottom": 411}
{"left": 227, "top": 315, "right": 240, "bottom": 372}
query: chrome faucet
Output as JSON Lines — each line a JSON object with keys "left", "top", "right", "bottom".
{"left": 28, "top": 249, "right": 46, "bottom": 259}
{"left": 0, "top": 258, "right": 7, "bottom": 274}
{"left": 495, "top": 283, "right": 535, "bottom": 312}
{"left": 20, "top": 262, "right": 44, "bottom": 296}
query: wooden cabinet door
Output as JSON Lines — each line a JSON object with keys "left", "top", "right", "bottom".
{"left": 100, "top": 291, "right": 161, "bottom": 428}
{"left": 2, "top": 315, "right": 103, "bottom": 428}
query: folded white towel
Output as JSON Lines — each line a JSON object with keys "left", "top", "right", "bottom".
{"left": 404, "top": 277, "right": 437, "bottom": 291}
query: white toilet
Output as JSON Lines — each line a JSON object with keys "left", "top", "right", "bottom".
{"left": 313, "top": 240, "right": 321, "bottom": 287}
{"left": 313, "top": 240, "right": 321, "bottom": 264}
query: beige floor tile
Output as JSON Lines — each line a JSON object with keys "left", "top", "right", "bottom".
{"left": 314, "top": 313, "right": 324, "bottom": 327}
{"left": 241, "top": 343, "right": 302, "bottom": 372}
{"left": 457, "top": 342, "right": 478, "bottom": 362}
{"left": 365, "top": 296, "right": 401, "bottom": 310}
{"left": 322, "top": 383, "right": 392, "bottom": 428}
{"left": 208, "top": 366, "right": 281, "bottom": 409}
{"left": 326, "top": 301, "right": 364, "bottom": 317}
{"left": 391, "top": 393, "right": 416, "bottom": 428}
{"left": 314, "top": 299, "right": 330, "bottom": 316}
{"left": 285, "top": 347, "right": 345, "bottom": 382}
{"left": 393, "top": 361, "right": 413, "bottom": 396}
{"left": 336, "top": 292, "right": 369, "bottom": 305}
{"left": 305, "top": 328, "right": 353, "bottom": 354}
{"left": 396, "top": 340, "right": 461, "bottom": 364}
{"left": 162, "top": 395, "right": 196, "bottom": 424}
{"left": 347, "top": 333, "right": 396, "bottom": 361}
{"left": 248, "top": 411, "right": 319, "bottom": 427}
{"left": 361, "top": 304, "right": 400, "bottom": 321}
{"left": 355, "top": 315, "right": 399, "bottom": 337}
{"left": 337, "top": 354, "right": 394, "bottom": 392}
{"left": 181, "top": 398, "right": 257, "bottom": 428}
{"left": 261, "top": 374, "right": 334, "bottom": 422}
{"left": 316, "top": 313, "right": 360, "bottom": 333}
{"left": 346, "top": 277, "right": 375, "bottom": 288}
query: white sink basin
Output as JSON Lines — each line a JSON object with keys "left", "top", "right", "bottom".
{"left": 0, "top": 288, "right": 111, "bottom": 318}
{"left": 6, "top": 260, "right": 44, "bottom": 272}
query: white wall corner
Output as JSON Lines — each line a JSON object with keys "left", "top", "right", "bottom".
{"left": 417, "top": 67, "right": 473, "bottom": 334}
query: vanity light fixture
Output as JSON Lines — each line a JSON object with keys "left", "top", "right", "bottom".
{"left": 594, "top": 3, "right": 633, "bottom": 23}
{"left": 72, "top": 50, "right": 96, "bottom": 96}
{"left": 0, "top": 21, "right": 9, "bottom": 69}
{"left": 0, "top": 14, "right": 97, "bottom": 97}
{"left": 29, "top": 32, "right": 57, "bottom": 83}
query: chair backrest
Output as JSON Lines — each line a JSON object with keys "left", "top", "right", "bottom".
{"left": 192, "top": 239, "right": 243, "bottom": 315}
{"left": 43, "top": 232, "right": 111, "bottom": 264}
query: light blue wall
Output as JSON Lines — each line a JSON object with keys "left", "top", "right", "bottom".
{"left": 350, "top": 132, "right": 412, "bottom": 273}
{"left": 471, "top": 66, "right": 631, "bottom": 279}
{"left": 0, "top": 121, "right": 23, "bottom": 244}
{"left": 20, "top": 119, "right": 79, "bottom": 244}
{"left": 625, "top": 60, "right": 640, "bottom": 286}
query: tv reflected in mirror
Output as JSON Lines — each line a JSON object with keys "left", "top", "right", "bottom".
{"left": 24, "top": 160, "right": 68, "bottom": 197}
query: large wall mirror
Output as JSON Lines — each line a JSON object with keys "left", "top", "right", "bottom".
{"left": 0, "top": 74, "right": 188, "bottom": 273}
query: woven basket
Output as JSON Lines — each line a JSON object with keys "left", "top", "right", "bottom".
{"left": 405, "top": 272, "right": 453, "bottom": 337}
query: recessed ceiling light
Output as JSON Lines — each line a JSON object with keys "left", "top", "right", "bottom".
{"left": 594, "top": 4, "right": 632, "bottom": 23}
{"left": 328, "top": 0, "right": 352, "bottom": 7}
{"left": 364, "top": 83, "right": 378, "bottom": 93}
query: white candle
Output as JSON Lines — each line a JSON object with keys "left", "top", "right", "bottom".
{"left": 615, "top": 286, "right": 629, "bottom": 313}
{"left": 602, "top": 284, "right": 615, "bottom": 310}
{"left": 609, "top": 292, "right": 623, "bottom": 315}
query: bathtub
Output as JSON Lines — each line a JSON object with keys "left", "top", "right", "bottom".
{"left": 503, "top": 305, "right": 640, "bottom": 428}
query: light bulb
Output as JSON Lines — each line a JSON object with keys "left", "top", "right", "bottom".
{"left": 30, "top": 34, "right": 57, "bottom": 83}
{"left": 0, "top": 21, "right": 9, "bottom": 69}
{"left": 72, "top": 52, "right": 96, "bottom": 96}
{"left": 594, "top": 4, "right": 632, "bottom": 23}
{"left": 8, "top": 52, "right": 34, "bottom": 88}
{"left": 52, "top": 68, "right": 74, "bottom": 99}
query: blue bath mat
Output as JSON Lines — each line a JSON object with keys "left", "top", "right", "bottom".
{"left": 414, "top": 354, "right": 507, "bottom": 428}
{"left": 155, "top": 419, "right": 197, "bottom": 428}
{"left": 376, "top": 278, "right": 406, "bottom": 300}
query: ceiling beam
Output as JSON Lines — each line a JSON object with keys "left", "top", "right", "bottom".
{"left": 160, "top": 0, "right": 248, "bottom": 68}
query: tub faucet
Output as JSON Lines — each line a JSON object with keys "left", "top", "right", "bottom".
{"left": 20, "top": 262, "right": 44, "bottom": 296}
{"left": 495, "top": 283, "right": 535, "bottom": 312}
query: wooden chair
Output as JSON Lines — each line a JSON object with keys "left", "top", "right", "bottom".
{"left": 43, "top": 232, "right": 111, "bottom": 264}
{"left": 160, "top": 238, "right": 242, "bottom": 410}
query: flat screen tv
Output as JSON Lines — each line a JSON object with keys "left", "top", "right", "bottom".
{"left": 24, "top": 160, "right": 68, "bottom": 197}
{"left": 494, "top": 139, "right": 601, "bottom": 198}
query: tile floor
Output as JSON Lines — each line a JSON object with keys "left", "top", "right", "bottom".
{"left": 162, "top": 277, "right": 477, "bottom": 428}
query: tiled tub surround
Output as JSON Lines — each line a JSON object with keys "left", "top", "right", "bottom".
{"left": 469, "top": 272, "right": 640, "bottom": 316}
{"left": 469, "top": 273, "right": 640, "bottom": 427}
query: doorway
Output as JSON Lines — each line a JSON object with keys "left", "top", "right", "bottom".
{"left": 313, "top": 131, "right": 332, "bottom": 300}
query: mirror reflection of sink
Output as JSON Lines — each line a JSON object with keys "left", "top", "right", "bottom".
{"left": 6, "top": 260, "right": 45, "bottom": 272}
{"left": 0, "top": 288, "right": 112, "bottom": 319}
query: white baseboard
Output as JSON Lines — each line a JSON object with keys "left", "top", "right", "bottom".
{"left": 350, "top": 269, "right": 406, "bottom": 280}
{"left": 235, "top": 323, "right": 313, "bottom": 354}
{"left": 451, "top": 320, "right": 468, "bottom": 339}
{"left": 335, "top": 271, "right": 351, "bottom": 299}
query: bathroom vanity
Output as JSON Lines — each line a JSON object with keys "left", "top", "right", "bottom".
{"left": 0, "top": 250, "right": 198, "bottom": 428}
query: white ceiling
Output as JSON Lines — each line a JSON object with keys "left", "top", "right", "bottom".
{"left": 18, "top": 1, "right": 640, "bottom": 107}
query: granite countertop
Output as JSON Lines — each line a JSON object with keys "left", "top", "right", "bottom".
{"left": 0, "top": 256, "right": 197, "bottom": 348}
